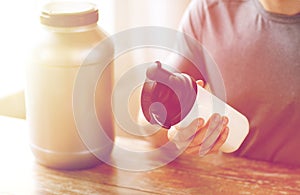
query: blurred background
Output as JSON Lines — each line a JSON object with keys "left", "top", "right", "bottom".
{"left": 0, "top": 0, "right": 190, "bottom": 134}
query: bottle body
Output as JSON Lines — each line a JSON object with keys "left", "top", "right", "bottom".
{"left": 26, "top": 5, "right": 114, "bottom": 169}
{"left": 176, "top": 75, "right": 249, "bottom": 153}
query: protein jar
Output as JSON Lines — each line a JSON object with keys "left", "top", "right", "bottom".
{"left": 26, "top": 1, "right": 114, "bottom": 170}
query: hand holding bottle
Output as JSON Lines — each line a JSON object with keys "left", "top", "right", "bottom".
{"left": 141, "top": 61, "right": 249, "bottom": 154}
{"left": 167, "top": 81, "right": 230, "bottom": 156}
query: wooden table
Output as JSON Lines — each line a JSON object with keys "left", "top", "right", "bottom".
{"left": 0, "top": 116, "right": 300, "bottom": 195}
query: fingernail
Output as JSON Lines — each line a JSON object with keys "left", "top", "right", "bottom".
{"left": 214, "top": 114, "right": 221, "bottom": 123}
{"left": 208, "top": 114, "right": 221, "bottom": 130}
{"left": 225, "top": 127, "right": 229, "bottom": 133}
{"left": 222, "top": 116, "right": 228, "bottom": 125}
{"left": 198, "top": 118, "right": 204, "bottom": 127}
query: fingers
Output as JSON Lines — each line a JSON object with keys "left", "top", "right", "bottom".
{"left": 167, "top": 118, "right": 204, "bottom": 150}
{"left": 201, "top": 115, "right": 228, "bottom": 150}
{"left": 167, "top": 113, "right": 229, "bottom": 156}
{"left": 189, "top": 114, "right": 227, "bottom": 148}
{"left": 185, "top": 126, "right": 229, "bottom": 155}
{"left": 208, "top": 127, "right": 229, "bottom": 154}
{"left": 185, "top": 114, "right": 229, "bottom": 155}
{"left": 168, "top": 118, "right": 204, "bottom": 142}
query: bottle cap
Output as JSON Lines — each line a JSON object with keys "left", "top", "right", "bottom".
{"left": 141, "top": 61, "right": 197, "bottom": 129}
{"left": 40, "top": 2, "right": 98, "bottom": 27}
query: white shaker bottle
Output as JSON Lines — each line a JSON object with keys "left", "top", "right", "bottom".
{"left": 26, "top": 2, "right": 114, "bottom": 169}
{"left": 141, "top": 61, "right": 249, "bottom": 153}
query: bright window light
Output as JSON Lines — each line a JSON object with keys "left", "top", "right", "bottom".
{"left": 0, "top": 0, "right": 35, "bottom": 97}
{"left": 0, "top": 0, "right": 114, "bottom": 98}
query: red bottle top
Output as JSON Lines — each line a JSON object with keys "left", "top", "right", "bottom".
{"left": 141, "top": 61, "right": 197, "bottom": 129}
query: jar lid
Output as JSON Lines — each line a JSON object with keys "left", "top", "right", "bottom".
{"left": 40, "top": 1, "right": 98, "bottom": 27}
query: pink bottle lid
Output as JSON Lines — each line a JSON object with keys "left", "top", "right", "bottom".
{"left": 141, "top": 61, "right": 197, "bottom": 129}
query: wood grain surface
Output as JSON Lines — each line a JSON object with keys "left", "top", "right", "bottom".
{"left": 0, "top": 116, "right": 299, "bottom": 195}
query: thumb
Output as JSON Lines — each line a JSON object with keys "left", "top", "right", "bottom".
{"left": 196, "top": 80, "right": 205, "bottom": 88}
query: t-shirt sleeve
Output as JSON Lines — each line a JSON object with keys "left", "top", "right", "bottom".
{"left": 167, "top": 0, "right": 207, "bottom": 82}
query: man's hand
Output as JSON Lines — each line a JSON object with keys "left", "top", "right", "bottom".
{"left": 168, "top": 114, "right": 229, "bottom": 156}
{"left": 167, "top": 80, "right": 229, "bottom": 156}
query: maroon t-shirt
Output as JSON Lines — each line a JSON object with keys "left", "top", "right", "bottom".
{"left": 173, "top": 0, "right": 300, "bottom": 166}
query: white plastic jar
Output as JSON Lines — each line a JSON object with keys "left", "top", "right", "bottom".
{"left": 26, "top": 2, "right": 114, "bottom": 170}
